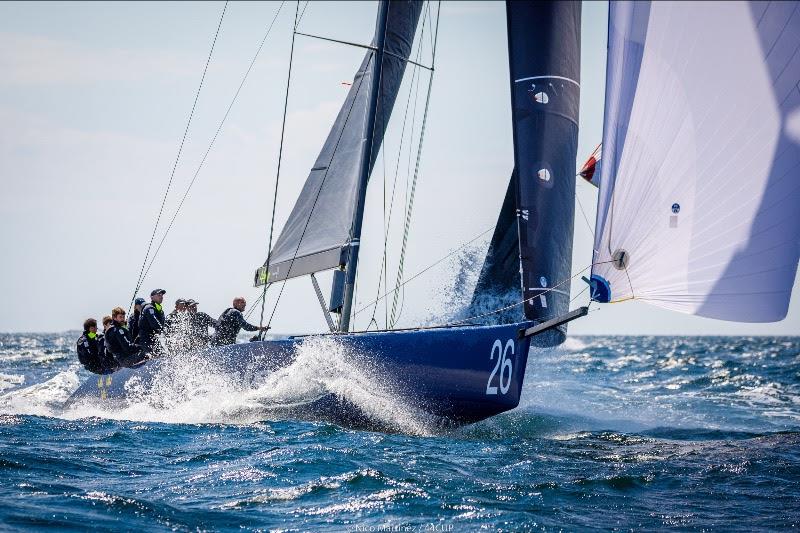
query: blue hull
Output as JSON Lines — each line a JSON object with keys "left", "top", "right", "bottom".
{"left": 65, "top": 321, "right": 558, "bottom": 427}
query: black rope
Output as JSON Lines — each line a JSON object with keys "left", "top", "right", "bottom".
{"left": 353, "top": 225, "right": 493, "bottom": 317}
{"left": 129, "top": 1, "right": 228, "bottom": 311}
{"left": 575, "top": 182, "right": 596, "bottom": 239}
{"left": 294, "top": 31, "right": 433, "bottom": 72}
{"left": 435, "top": 262, "right": 609, "bottom": 329}
{"left": 136, "top": 1, "right": 285, "bottom": 288}
{"left": 258, "top": 1, "right": 300, "bottom": 338}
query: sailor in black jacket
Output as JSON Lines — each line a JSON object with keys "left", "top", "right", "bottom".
{"left": 76, "top": 318, "right": 118, "bottom": 374}
{"left": 186, "top": 299, "right": 216, "bottom": 351}
{"left": 106, "top": 307, "right": 146, "bottom": 367}
{"left": 211, "top": 297, "right": 268, "bottom": 346}
{"left": 138, "top": 289, "right": 167, "bottom": 355}
{"left": 128, "top": 297, "right": 145, "bottom": 342}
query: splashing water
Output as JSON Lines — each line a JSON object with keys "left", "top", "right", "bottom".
{"left": 246, "top": 337, "right": 439, "bottom": 434}
{"left": 2, "top": 333, "right": 436, "bottom": 434}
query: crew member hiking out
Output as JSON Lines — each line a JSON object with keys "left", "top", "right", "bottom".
{"left": 129, "top": 297, "right": 145, "bottom": 342}
{"left": 101, "top": 315, "right": 114, "bottom": 363}
{"left": 105, "top": 307, "right": 147, "bottom": 368}
{"left": 76, "top": 318, "right": 118, "bottom": 374}
{"left": 186, "top": 299, "right": 216, "bottom": 351}
{"left": 211, "top": 297, "right": 268, "bottom": 346}
{"left": 139, "top": 289, "right": 167, "bottom": 355}
{"left": 165, "top": 298, "right": 191, "bottom": 354}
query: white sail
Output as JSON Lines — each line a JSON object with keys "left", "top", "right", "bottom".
{"left": 591, "top": 1, "right": 800, "bottom": 322}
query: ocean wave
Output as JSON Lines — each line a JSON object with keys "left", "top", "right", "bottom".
{"left": 0, "top": 368, "right": 79, "bottom": 417}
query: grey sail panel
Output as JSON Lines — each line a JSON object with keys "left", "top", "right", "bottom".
{"left": 469, "top": 170, "right": 523, "bottom": 324}
{"left": 506, "top": 1, "right": 581, "bottom": 341}
{"left": 259, "top": 1, "right": 422, "bottom": 285}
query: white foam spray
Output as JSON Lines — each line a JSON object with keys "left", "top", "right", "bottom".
{"left": 2, "top": 336, "right": 437, "bottom": 434}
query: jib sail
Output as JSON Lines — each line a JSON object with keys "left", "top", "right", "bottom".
{"left": 471, "top": 1, "right": 581, "bottom": 342}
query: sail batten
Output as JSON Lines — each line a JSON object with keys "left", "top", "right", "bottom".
{"left": 591, "top": 0, "right": 800, "bottom": 323}
{"left": 257, "top": 1, "right": 422, "bottom": 286}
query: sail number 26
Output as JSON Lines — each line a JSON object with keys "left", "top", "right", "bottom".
{"left": 486, "top": 339, "right": 514, "bottom": 395}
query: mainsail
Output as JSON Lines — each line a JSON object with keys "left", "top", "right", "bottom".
{"left": 471, "top": 1, "right": 581, "bottom": 337}
{"left": 256, "top": 1, "right": 422, "bottom": 285}
{"left": 590, "top": 1, "right": 800, "bottom": 322}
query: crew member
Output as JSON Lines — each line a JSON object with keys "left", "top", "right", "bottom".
{"left": 76, "top": 318, "right": 118, "bottom": 374}
{"left": 105, "top": 307, "right": 146, "bottom": 368}
{"left": 129, "top": 297, "right": 145, "bottom": 342}
{"left": 211, "top": 297, "right": 268, "bottom": 346}
{"left": 186, "top": 299, "right": 216, "bottom": 351}
{"left": 167, "top": 298, "right": 188, "bottom": 321}
{"left": 101, "top": 315, "right": 114, "bottom": 361}
{"left": 139, "top": 289, "right": 167, "bottom": 355}
{"left": 165, "top": 298, "right": 191, "bottom": 354}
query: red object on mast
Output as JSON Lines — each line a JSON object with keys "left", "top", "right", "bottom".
{"left": 578, "top": 143, "right": 602, "bottom": 187}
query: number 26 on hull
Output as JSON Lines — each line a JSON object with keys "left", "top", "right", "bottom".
{"left": 486, "top": 338, "right": 514, "bottom": 395}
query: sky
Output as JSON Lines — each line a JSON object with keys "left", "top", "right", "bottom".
{"left": 0, "top": 1, "right": 798, "bottom": 335}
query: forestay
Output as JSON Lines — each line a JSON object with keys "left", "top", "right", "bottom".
{"left": 591, "top": 1, "right": 800, "bottom": 322}
{"left": 256, "top": 1, "right": 422, "bottom": 285}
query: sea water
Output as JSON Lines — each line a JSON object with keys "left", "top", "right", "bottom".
{"left": 0, "top": 333, "right": 798, "bottom": 531}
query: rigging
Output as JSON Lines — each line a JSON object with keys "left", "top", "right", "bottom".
{"left": 131, "top": 1, "right": 286, "bottom": 298}
{"left": 129, "top": 1, "right": 229, "bottom": 311}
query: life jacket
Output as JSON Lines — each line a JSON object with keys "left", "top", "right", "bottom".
{"left": 139, "top": 302, "right": 166, "bottom": 336}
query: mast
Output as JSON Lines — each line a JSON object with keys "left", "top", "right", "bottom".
{"left": 338, "top": 0, "right": 391, "bottom": 332}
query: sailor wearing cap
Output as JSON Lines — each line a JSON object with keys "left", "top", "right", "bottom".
{"left": 128, "top": 297, "right": 146, "bottom": 343}
{"left": 138, "top": 289, "right": 167, "bottom": 355}
{"left": 165, "top": 298, "right": 192, "bottom": 355}
{"left": 186, "top": 299, "right": 217, "bottom": 351}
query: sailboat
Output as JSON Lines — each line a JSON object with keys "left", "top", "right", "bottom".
{"left": 65, "top": 0, "right": 800, "bottom": 429}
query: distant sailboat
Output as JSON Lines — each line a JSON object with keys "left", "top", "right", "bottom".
{"left": 66, "top": 0, "right": 800, "bottom": 428}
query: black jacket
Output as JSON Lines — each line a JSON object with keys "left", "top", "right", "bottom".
{"left": 190, "top": 312, "right": 216, "bottom": 344}
{"left": 105, "top": 322, "right": 145, "bottom": 368}
{"left": 138, "top": 302, "right": 166, "bottom": 352}
{"left": 211, "top": 308, "right": 259, "bottom": 346}
{"left": 76, "top": 332, "right": 117, "bottom": 374}
{"left": 128, "top": 310, "right": 141, "bottom": 342}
